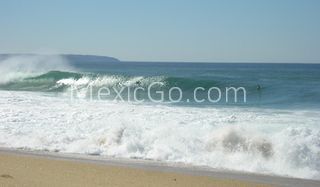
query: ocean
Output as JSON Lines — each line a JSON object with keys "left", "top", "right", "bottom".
{"left": 0, "top": 55, "right": 319, "bottom": 179}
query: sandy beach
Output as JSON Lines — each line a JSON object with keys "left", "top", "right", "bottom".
{"left": 0, "top": 150, "right": 272, "bottom": 187}
{"left": 0, "top": 149, "right": 319, "bottom": 187}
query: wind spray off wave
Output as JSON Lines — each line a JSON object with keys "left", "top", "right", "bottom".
{"left": 0, "top": 54, "right": 74, "bottom": 84}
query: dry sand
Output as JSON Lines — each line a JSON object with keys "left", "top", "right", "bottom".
{"left": 0, "top": 152, "right": 271, "bottom": 187}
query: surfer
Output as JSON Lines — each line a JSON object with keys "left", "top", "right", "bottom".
{"left": 257, "top": 84, "right": 261, "bottom": 90}
{"left": 136, "top": 81, "right": 141, "bottom": 86}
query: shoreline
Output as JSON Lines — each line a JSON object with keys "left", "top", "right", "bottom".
{"left": 1, "top": 148, "right": 319, "bottom": 187}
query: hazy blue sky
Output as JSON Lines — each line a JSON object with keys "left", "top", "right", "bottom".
{"left": 0, "top": 0, "right": 319, "bottom": 62}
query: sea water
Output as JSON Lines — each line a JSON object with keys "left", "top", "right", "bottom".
{"left": 0, "top": 55, "right": 319, "bottom": 179}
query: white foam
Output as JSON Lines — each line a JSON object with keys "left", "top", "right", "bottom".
{"left": 0, "top": 90, "right": 319, "bottom": 179}
{"left": 56, "top": 75, "right": 165, "bottom": 89}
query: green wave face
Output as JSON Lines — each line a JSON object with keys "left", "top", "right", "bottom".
{"left": 25, "top": 71, "right": 83, "bottom": 81}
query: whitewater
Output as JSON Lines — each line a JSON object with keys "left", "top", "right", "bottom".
{"left": 1, "top": 91, "right": 319, "bottom": 179}
{"left": 0, "top": 54, "right": 320, "bottom": 180}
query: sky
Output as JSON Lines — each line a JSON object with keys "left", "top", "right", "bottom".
{"left": 0, "top": 0, "right": 319, "bottom": 63}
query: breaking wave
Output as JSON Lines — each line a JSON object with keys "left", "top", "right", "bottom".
{"left": 0, "top": 70, "right": 229, "bottom": 91}
{"left": 0, "top": 91, "right": 319, "bottom": 179}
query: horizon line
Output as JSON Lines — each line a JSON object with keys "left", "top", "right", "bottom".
{"left": 0, "top": 52, "right": 319, "bottom": 64}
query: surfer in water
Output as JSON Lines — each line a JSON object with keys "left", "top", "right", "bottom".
{"left": 257, "top": 84, "right": 261, "bottom": 91}
{"left": 136, "top": 81, "right": 141, "bottom": 86}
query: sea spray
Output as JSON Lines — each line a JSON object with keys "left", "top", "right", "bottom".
{"left": 0, "top": 54, "right": 74, "bottom": 84}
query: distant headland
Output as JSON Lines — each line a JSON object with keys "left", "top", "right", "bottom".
{"left": 0, "top": 54, "right": 120, "bottom": 63}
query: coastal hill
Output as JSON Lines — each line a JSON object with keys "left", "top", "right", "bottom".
{"left": 62, "top": 54, "right": 120, "bottom": 63}
{"left": 0, "top": 54, "right": 120, "bottom": 63}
